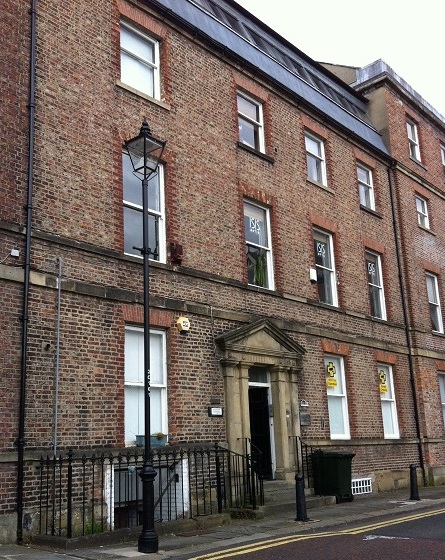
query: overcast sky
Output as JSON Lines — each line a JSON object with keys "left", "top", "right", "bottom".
{"left": 235, "top": 0, "right": 445, "bottom": 118}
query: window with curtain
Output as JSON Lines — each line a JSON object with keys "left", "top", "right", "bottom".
{"left": 416, "top": 195, "right": 430, "bottom": 229}
{"left": 406, "top": 118, "right": 421, "bottom": 161}
{"left": 426, "top": 273, "right": 444, "bottom": 333}
{"left": 357, "top": 163, "right": 375, "bottom": 210}
{"left": 325, "top": 355, "right": 350, "bottom": 439}
{"left": 378, "top": 364, "right": 399, "bottom": 439}
{"left": 124, "top": 327, "right": 167, "bottom": 444}
{"left": 237, "top": 91, "right": 265, "bottom": 152}
{"left": 120, "top": 21, "right": 160, "bottom": 99}
{"left": 305, "top": 132, "right": 327, "bottom": 185}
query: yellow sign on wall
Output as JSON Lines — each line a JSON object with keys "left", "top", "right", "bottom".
{"left": 379, "top": 370, "right": 387, "bottom": 394}
{"left": 326, "top": 361, "right": 337, "bottom": 387}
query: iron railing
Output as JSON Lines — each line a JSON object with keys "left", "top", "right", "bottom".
{"left": 37, "top": 443, "right": 263, "bottom": 538}
{"left": 293, "top": 436, "right": 314, "bottom": 488}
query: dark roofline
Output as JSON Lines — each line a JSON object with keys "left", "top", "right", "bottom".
{"left": 143, "top": 0, "right": 389, "bottom": 157}
{"left": 225, "top": 0, "right": 369, "bottom": 104}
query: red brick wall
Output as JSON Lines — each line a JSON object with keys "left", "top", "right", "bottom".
{"left": 2, "top": 4, "right": 445, "bottom": 539}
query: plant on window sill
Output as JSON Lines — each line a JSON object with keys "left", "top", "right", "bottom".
{"left": 254, "top": 252, "right": 266, "bottom": 287}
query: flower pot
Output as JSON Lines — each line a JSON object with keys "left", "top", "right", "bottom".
{"left": 135, "top": 435, "right": 167, "bottom": 447}
{"left": 150, "top": 435, "right": 167, "bottom": 447}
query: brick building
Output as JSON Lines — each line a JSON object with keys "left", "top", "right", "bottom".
{"left": 325, "top": 58, "right": 445, "bottom": 481}
{"left": 1, "top": 0, "right": 445, "bottom": 544}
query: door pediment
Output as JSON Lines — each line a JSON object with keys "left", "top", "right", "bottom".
{"left": 216, "top": 319, "right": 305, "bottom": 368}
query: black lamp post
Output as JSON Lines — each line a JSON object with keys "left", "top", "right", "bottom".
{"left": 125, "top": 120, "right": 166, "bottom": 553}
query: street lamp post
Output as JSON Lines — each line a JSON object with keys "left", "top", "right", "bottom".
{"left": 125, "top": 120, "right": 166, "bottom": 553}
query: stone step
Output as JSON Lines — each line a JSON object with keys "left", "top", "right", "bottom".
{"left": 262, "top": 480, "right": 336, "bottom": 514}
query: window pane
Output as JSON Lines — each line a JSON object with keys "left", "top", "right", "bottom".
{"left": 430, "top": 304, "right": 441, "bottom": 331}
{"left": 125, "top": 329, "right": 143, "bottom": 384}
{"left": 426, "top": 275, "right": 437, "bottom": 303}
{"left": 366, "top": 254, "right": 379, "bottom": 283}
{"left": 123, "top": 153, "right": 161, "bottom": 212}
{"left": 381, "top": 401, "right": 395, "bottom": 434}
{"left": 316, "top": 268, "right": 334, "bottom": 305}
{"left": 125, "top": 386, "right": 144, "bottom": 440}
{"left": 150, "top": 332, "right": 164, "bottom": 385}
{"left": 123, "top": 152, "right": 142, "bottom": 206}
{"left": 307, "top": 153, "right": 321, "bottom": 182}
{"left": 246, "top": 246, "right": 268, "bottom": 288}
{"left": 249, "top": 366, "right": 268, "bottom": 384}
{"left": 357, "top": 166, "right": 369, "bottom": 184}
{"left": 314, "top": 236, "right": 331, "bottom": 268}
{"left": 244, "top": 205, "right": 267, "bottom": 247}
{"left": 124, "top": 207, "right": 159, "bottom": 258}
{"left": 305, "top": 135, "right": 321, "bottom": 156}
{"left": 150, "top": 388, "right": 162, "bottom": 433}
{"left": 237, "top": 95, "right": 259, "bottom": 121}
{"left": 124, "top": 207, "right": 142, "bottom": 256}
{"left": 369, "top": 285, "right": 382, "bottom": 317}
{"left": 121, "top": 52, "right": 154, "bottom": 97}
{"left": 239, "top": 117, "right": 257, "bottom": 148}
{"left": 327, "top": 397, "right": 346, "bottom": 435}
{"left": 121, "top": 27, "right": 155, "bottom": 63}
{"left": 359, "top": 184, "right": 371, "bottom": 207}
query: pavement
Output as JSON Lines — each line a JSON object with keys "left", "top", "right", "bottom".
{"left": 2, "top": 484, "right": 445, "bottom": 559}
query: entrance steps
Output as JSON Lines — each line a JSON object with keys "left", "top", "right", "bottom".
{"left": 263, "top": 479, "right": 335, "bottom": 515}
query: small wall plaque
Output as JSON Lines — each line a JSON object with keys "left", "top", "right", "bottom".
{"left": 208, "top": 406, "right": 223, "bottom": 417}
{"left": 300, "top": 413, "right": 311, "bottom": 426}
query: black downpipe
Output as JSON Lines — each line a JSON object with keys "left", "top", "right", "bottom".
{"left": 17, "top": 0, "right": 37, "bottom": 544}
{"left": 387, "top": 164, "right": 426, "bottom": 484}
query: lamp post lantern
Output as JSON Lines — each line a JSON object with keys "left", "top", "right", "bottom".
{"left": 125, "top": 120, "right": 166, "bottom": 553}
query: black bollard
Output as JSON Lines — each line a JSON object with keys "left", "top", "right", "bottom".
{"left": 295, "top": 473, "right": 309, "bottom": 521}
{"left": 409, "top": 464, "right": 420, "bottom": 501}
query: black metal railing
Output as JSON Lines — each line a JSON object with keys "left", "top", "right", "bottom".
{"left": 37, "top": 443, "right": 263, "bottom": 538}
{"left": 293, "top": 436, "right": 314, "bottom": 488}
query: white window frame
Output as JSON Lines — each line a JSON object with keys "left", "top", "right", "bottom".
{"left": 357, "top": 164, "right": 375, "bottom": 210}
{"left": 244, "top": 200, "right": 274, "bottom": 290}
{"left": 438, "top": 373, "right": 445, "bottom": 428}
{"left": 426, "top": 272, "right": 444, "bottom": 333}
{"left": 325, "top": 355, "right": 350, "bottom": 440}
{"left": 123, "top": 152, "right": 166, "bottom": 262}
{"left": 120, "top": 21, "right": 160, "bottom": 100}
{"left": 441, "top": 144, "right": 445, "bottom": 167}
{"left": 313, "top": 228, "right": 338, "bottom": 306}
{"left": 237, "top": 91, "right": 265, "bottom": 153}
{"left": 407, "top": 119, "right": 421, "bottom": 161}
{"left": 305, "top": 132, "right": 327, "bottom": 186}
{"left": 416, "top": 195, "right": 430, "bottom": 229}
{"left": 378, "top": 364, "right": 400, "bottom": 439}
{"left": 124, "top": 326, "right": 168, "bottom": 445}
{"left": 365, "top": 250, "right": 387, "bottom": 320}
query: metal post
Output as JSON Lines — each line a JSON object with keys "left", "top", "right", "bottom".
{"left": 295, "top": 473, "right": 309, "bottom": 522}
{"left": 409, "top": 464, "right": 420, "bottom": 501}
{"left": 67, "top": 450, "right": 73, "bottom": 539}
{"left": 138, "top": 175, "right": 158, "bottom": 553}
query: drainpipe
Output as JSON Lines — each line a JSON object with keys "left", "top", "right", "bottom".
{"left": 53, "top": 257, "right": 62, "bottom": 457}
{"left": 387, "top": 163, "right": 426, "bottom": 485}
{"left": 17, "top": 0, "right": 37, "bottom": 544}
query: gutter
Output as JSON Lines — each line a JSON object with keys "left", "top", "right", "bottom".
{"left": 17, "top": 0, "right": 37, "bottom": 544}
{"left": 387, "top": 163, "right": 426, "bottom": 484}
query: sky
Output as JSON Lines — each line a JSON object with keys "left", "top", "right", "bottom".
{"left": 235, "top": 0, "right": 445, "bottom": 118}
